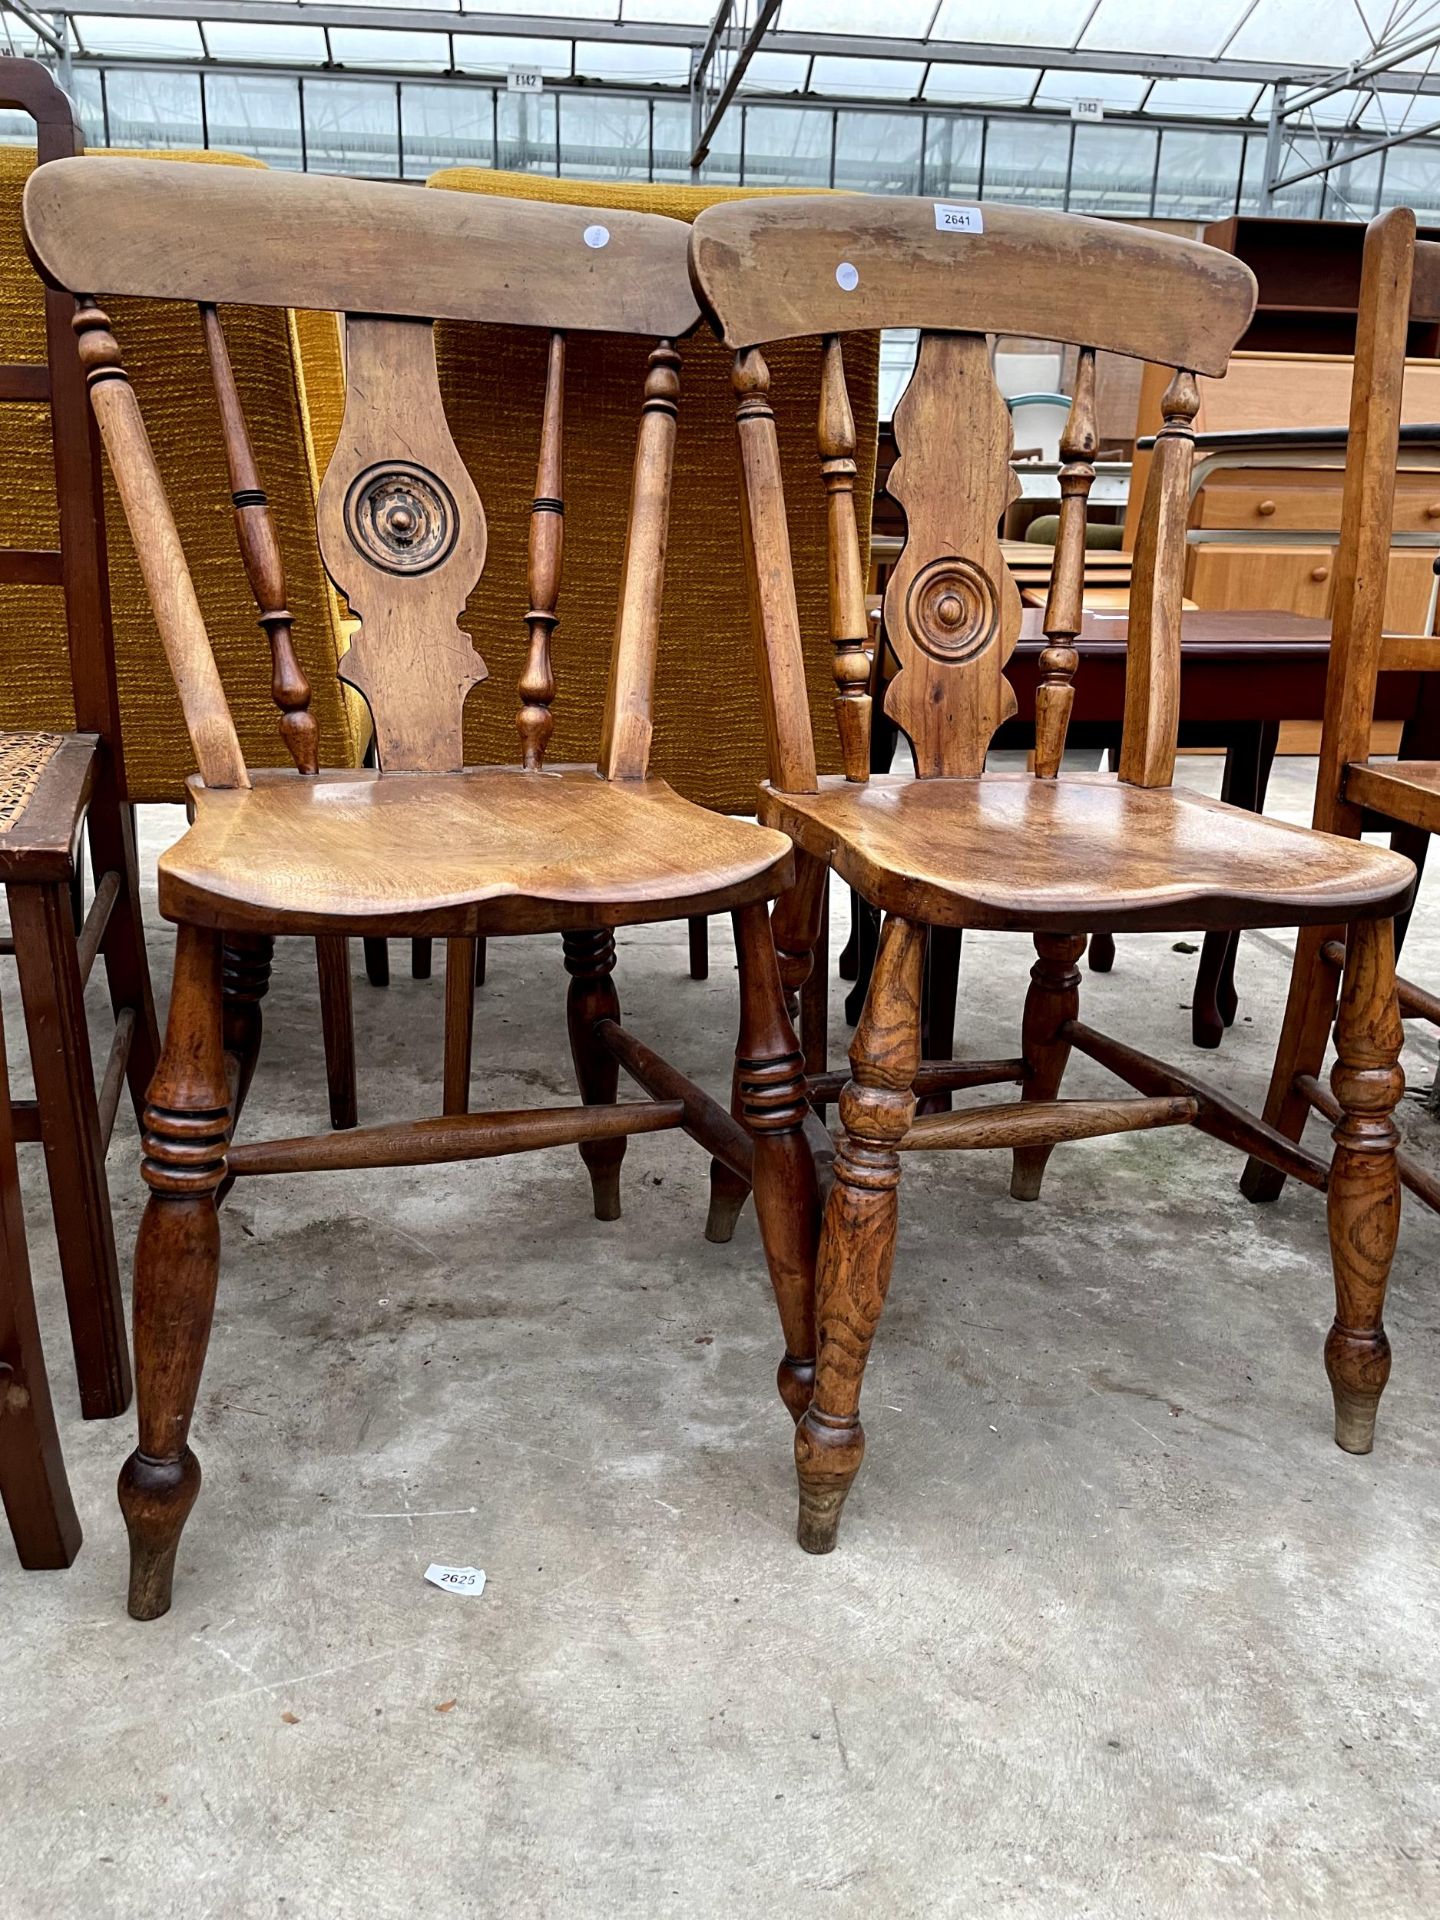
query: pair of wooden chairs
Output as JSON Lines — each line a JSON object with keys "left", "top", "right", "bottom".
{"left": 20, "top": 158, "right": 1416, "bottom": 1612}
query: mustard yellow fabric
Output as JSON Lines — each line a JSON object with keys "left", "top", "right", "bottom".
{"left": 0, "top": 146, "right": 359, "bottom": 801}
{"left": 425, "top": 168, "right": 880, "bottom": 813}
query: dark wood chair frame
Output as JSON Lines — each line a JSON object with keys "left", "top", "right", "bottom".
{"left": 0, "top": 62, "right": 163, "bottom": 1569}
{"left": 1247, "top": 209, "right": 1440, "bottom": 1218}
{"left": 690, "top": 194, "right": 1417, "bottom": 1555}
{"left": 24, "top": 155, "right": 799, "bottom": 1618}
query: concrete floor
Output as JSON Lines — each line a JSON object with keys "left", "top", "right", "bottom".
{"left": 4, "top": 755, "right": 1440, "bottom": 1918}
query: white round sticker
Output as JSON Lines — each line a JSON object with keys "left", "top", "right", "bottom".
{"left": 835, "top": 261, "right": 859, "bottom": 291}
{"left": 583, "top": 224, "right": 611, "bottom": 250}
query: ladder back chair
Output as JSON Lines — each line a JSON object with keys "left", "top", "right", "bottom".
{"left": 690, "top": 196, "right": 1417, "bottom": 1555}
{"left": 1247, "top": 207, "right": 1440, "bottom": 1218}
{"left": 0, "top": 63, "right": 159, "bottom": 1568}
{"left": 24, "top": 156, "right": 796, "bottom": 1619}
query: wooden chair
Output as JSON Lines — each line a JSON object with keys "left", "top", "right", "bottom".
{"left": 1247, "top": 207, "right": 1440, "bottom": 1218}
{"left": 0, "top": 63, "right": 159, "bottom": 1568}
{"left": 690, "top": 195, "right": 1417, "bottom": 1554}
{"left": 24, "top": 155, "right": 798, "bottom": 1619}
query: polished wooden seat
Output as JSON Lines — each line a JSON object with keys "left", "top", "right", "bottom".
{"left": 162, "top": 765, "right": 791, "bottom": 934}
{"left": 25, "top": 157, "right": 802, "bottom": 1619}
{"left": 764, "top": 770, "right": 1412, "bottom": 934}
{"left": 692, "top": 193, "right": 1415, "bottom": 1558}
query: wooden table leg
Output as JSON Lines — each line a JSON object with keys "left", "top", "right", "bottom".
{"left": 8, "top": 879, "right": 128, "bottom": 1420}
{"left": 0, "top": 998, "right": 81, "bottom": 1568}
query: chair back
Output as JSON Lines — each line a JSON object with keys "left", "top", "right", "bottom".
{"left": 425, "top": 168, "right": 881, "bottom": 814}
{"left": 1314, "top": 208, "right": 1440, "bottom": 835}
{"left": 690, "top": 195, "right": 1256, "bottom": 791}
{"left": 23, "top": 156, "right": 698, "bottom": 789}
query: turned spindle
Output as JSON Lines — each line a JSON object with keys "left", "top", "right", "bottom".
{"left": 1119, "top": 366, "right": 1201, "bottom": 789}
{"left": 519, "top": 330, "right": 565, "bottom": 770}
{"left": 819, "top": 335, "right": 871, "bottom": 782}
{"left": 199, "top": 304, "right": 317, "bottom": 775}
{"left": 1034, "top": 347, "right": 1097, "bottom": 780}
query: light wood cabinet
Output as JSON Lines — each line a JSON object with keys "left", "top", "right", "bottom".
{"left": 1188, "top": 543, "right": 1336, "bottom": 618}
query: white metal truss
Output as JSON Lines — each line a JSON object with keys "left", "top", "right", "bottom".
{"left": 1265, "top": 1, "right": 1440, "bottom": 206}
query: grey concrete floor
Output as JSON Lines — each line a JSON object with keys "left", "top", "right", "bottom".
{"left": 4, "top": 755, "right": 1440, "bottom": 1918}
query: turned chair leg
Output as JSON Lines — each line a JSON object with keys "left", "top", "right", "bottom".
{"left": 315, "top": 936, "right": 358, "bottom": 1131}
{"left": 0, "top": 1000, "right": 81, "bottom": 1568}
{"left": 687, "top": 915, "right": 709, "bottom": 981}
{"left": 704, "top": 1056, "right": 751, "bottom": 1246}
{"left": 363, "top": 938, "right": 390, "bottom": 988}
{"left": 1010, "top": 931, "right": 1086, "bottom": 1202}
{"left": 118, "top": 923, "right": 230, "bottom": 1621}
{"left": 843, "top": 894, "right": 881, "bottom": 1026}
{"left": 1325, "top": 918, "right": 1404, "bottom": 1455}
{"left": 221, "top": 933, "right": 273, "bottom": 1129}
{"left": 563, "top": 928, "right": 625, "bottom": 1221}
{"left": 8, "top": 879, "right": 128, "bottom": 1419}
{"left": 731, "top": 901, "right": 821, "bottom": 1419}
{"left": 89, "top": 798, "right": 159, "bottom": 1122}
{"left": 1241, "top": 926, "right": 1344, "bottom": 1203}
{"left": 800, "top": 885, "right": 830, "bottom": 1120}
{"left": 795, "top": 912, "right": 924, "bottom": 1553}
{"left": 1087, "top": 931, "right": 1116, "bottom": 973}
{"left": 443, "top": 935, "right": 477, "bottom": 1116}
{"left": 712, "top": 852, "right": 829, "bottom": 1242}
{"left": 917, "top": 924, "right": 962, "bottom": 1116}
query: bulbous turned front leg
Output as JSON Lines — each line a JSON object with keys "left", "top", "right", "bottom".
{"left": 1325, "top": 918, "right": 1404, "bottom": 1455}
{"left": 796, "top": 912, "right": 924, "bottom": 1553}
{"left": 1010, "top": 931, "right": 1086, "bottom": 1201}
{"left": 118, "top": 924, "right": 230, "bottom": 1620}
{"left": 221, "top": 932, "right": 273, "bottom": 1127}
{"left": 732, "top": 901, "right": 821, "bottom": 1422}
{"left": 563, "top": 928, "right": 625, "bottom": 1220}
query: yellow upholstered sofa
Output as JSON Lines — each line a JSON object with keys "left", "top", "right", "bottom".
{"left": 0, "top": 146, "right": 359, "bottom": 801}
{"left": 425, "top": 169, "right": 880, "bottom": 814}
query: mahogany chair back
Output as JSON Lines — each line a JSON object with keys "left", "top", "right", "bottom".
{"left": 689, "top": 195, "right": 1256, "bottom": 792}
{"left": 21, "top": 156, "right": 699, "bottom": 789}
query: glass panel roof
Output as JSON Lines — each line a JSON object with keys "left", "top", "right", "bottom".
{"left": 1032, "top": 69, "right": 1150, "bottom": 111}
{"left": 809, "top": 55, "right": 926, "bottom": 99}
{"left": 32, "top": 0, "right": 1440, "bottom": 160}
{"left": 923, "top": 64, "right": 1042, "bottom": 106}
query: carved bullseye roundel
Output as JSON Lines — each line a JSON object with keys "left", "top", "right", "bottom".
{"left": 345, "top": 461, "right": 459, "bottom": 576}
{"left": 904, "top": 554, "right": 999, "bottom": 665}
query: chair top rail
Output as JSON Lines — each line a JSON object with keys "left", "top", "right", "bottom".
{"left": 23, "top": 157, "right": 702, "bottom": 339}
{"left": 690, "top": 195, "right": 1256, "bottom": 376}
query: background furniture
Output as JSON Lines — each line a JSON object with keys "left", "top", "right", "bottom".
{"left": 695, "top": 193, "right": 1415, "bottom": 1554}
{"left": 1203, "top": 214, "right": 1440, "bottom": 356}
{"left": 1247, "top": 209, "right": 1440, "bottom": 1224}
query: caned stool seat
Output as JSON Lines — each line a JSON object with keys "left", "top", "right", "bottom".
{"left": 161, "top": 765, "right": 793, "bottom": 935}
{"left": 761, "top": 772, "right": 1415, "bottom": 935}
{"left": 0, "top": 732, "right": 96, "bottom": 880}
